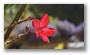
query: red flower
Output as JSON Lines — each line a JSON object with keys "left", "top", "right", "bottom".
{"left": 32, "top": 14, "right": 56, "bottom": 43}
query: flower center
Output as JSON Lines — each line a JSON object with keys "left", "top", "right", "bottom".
{"left": 36, "top": 27, "right": 44, "bottom": 33}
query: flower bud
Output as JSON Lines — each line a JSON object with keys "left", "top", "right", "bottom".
{"left": 26, "top": 25, "right": 29, "bottom": 32}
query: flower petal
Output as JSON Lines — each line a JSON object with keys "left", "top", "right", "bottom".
{"left": 40, "top": 14, "right": 49, "bottom": 28}
{"left": 35, "top": 31, "right": 39, "bottom": 37}
{"left": 42, "top": 28, "right": 56, "bottom": 36}
{"left": 32, "top": 19, "right": 40, "bottom": 28}
{"left": 40, "top": 33, "right": 50, "bottom": 43}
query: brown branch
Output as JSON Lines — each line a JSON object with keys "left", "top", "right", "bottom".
{"left": 4, "top": 32, "right": 29, "bottom": 45}
{"left": 11, "top": 16, "right": 33, "bottom": 27}
{"left": 4, "top": 16, "right": 33, "bottom": 31}
{"left": 4, "top": 4, "right": 27, "bottom": 42}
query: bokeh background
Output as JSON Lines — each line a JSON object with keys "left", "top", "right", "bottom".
{"left": 4, "top": 4, "right": 84, "bottom": 49}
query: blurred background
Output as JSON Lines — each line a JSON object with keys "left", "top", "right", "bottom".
{"left": 4, "top": 4, "right": 84, "bottom": 49}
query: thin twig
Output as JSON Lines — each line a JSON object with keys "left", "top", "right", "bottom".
{"left": 4, "top": 16, "right": 33, "bottom": 31}
{"left": 4, "top": 32, "right": 29, "bottom": 45}
{"left": 11, "top": 16, "right": 33, "bottom": 27}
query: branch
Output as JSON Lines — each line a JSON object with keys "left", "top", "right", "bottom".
{"left": 4, "top": 16, "right": 33, "bottom": 31}
{"left": 4, "top": 32, "right": 30, "bottom": 45}
{"left": 11, "top": 16, "right": 34, "bottom": 27}
{"left": 4, "top": 4, "right": 27, "bottom": 42}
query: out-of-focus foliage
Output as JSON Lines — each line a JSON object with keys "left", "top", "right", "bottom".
{"left": 4, "top": 4, "right": 13, "bottom": 12}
